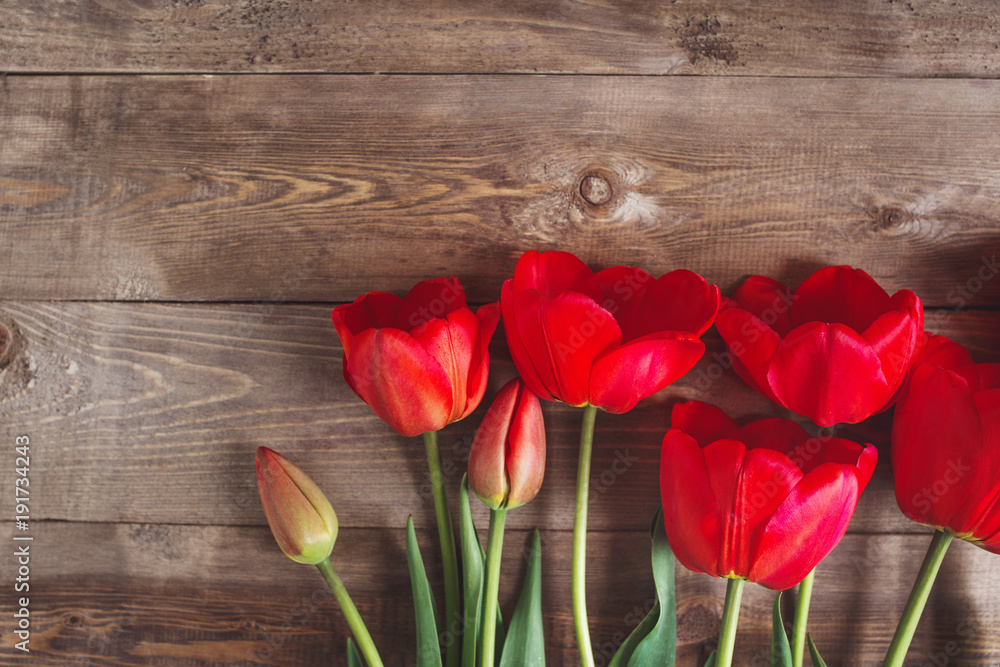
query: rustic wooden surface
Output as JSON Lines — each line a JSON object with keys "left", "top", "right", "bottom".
{"left": 3, "top": 2, "right": 1000, "bottom": 665}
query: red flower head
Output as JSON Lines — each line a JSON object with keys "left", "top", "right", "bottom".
{"left": 660, "top": 401, "right": 877, "bottom": 590}
{"left": 892, "top": 335, "right": 1000, "bottom": 554}
{"left": 332, "top": 277, "right": 500, "bottom": 437}
{"left": 500, "top": 250, "right": 720, "bottom": 413}
{"left": 468, "top": 378, "right": 546, "bottom": 510}
{"left": 715, "top": 266, "right": 923, "bottom": 427}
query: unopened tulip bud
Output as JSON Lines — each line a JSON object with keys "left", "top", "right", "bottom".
{"left": 468, "top": 378, "right": 546, "bottom": 510}
{"left": 256, "top": 447, "right": 339, "bottom": 564}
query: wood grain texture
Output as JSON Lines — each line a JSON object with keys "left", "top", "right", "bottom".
{"left": 2, "top": 0, "right": 1000, "bottom": 77}
{"left": 1, "top": 301, "right": 997, "bottom": 535}
{"left": 1, "top": 522, "right": 998, "bottom": 666}
{"left": 3, "top": 75, "right": 1000, "bottom": 304}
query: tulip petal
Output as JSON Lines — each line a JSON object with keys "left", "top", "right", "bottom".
{"left": 737, "top": 418, "right": 812, "bottom": 458}
{"left": 729, "top": 275, "right": 794, "bottom": 337}
{"left": 790, "top": 266, "right": 892, "bottom": 332}
{"left": 749, "top": 463, "right": 859, "bottom": 590}
{"left": 468, "top": 381, "right": 517, "bottom": 508}
{"left": 892, "top": 364, "right": 982, "bottom": 529}
{"left": 975, "top": 364, "right": 1000, "bottom": 392}
{"left": 501, "top": 280, "right": 555, "bottom": 402}
{"left": 505, "top": 386, "right": 546, "bottom": 509}
{"left": 332, "top": 291, "right": 403, "bottom": 356}
{"left": 345, "top": 328, "right": 453, "bottom": 437}
{"left": 862, "top": 309, "right": 919, "bottom": 399}
{"left": 714, "top": 307, "right": 782, "bottom": 403}
{"left": 511, "top": 289, "right": 621, "bottom": 407}
{"left": 409, "top": 311, "right": 478, "bottom": 423}
{"left": 948, "top": 388, "right": 1000, "bottom": 541}
{"left": 594, "top": 265, "right": 653, "bottom": 341}
{"left": 462, "top": 301, "right": 501, "bottom": 420}
{"left": 589, "top": 334, "right": 705, "bottom": 414}
{"left": 767, "top": 322, "right": 889, "bottom": 427}
{"left": 395, "top": 276, "right": 467, "bottom": 329}
{"left": 634, "top": 269, "right": 721, "bottom": 338}
{"left": 661, "top": 429, "right": 722, "bottom": 578}
{"left": 513, "top": 249, "right": 603, "bottom": 302}
{"left": 670, "top": 400, "right": 741, "bottom": 447}
{"left": 917, "top": 335, "right": 975, "bottom": 371}
{"left": 710, "top": 444, "right": 801, "bottom": 579}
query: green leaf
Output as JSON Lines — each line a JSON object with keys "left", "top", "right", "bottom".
{"left": 703, "top": 650, "right": 717, "bottom": 667}
{"left": 627, "top": 508, "right": 676, "bottom": 666}
{"left": 608, "top": 601, "right": 659, "bottom": 667}
{"left": 407, "top": 516, "right": 443, "bottom": 667}
{"left": 770, "top": 593, "right": 792, "bottom": 667}
{"left": 499, "top": 529, "right": 545, "bottom": 666}
{"left": 347, "top": 637, "right": 363, "bottom": 667}
{"left": 459, "top": 476, "right": 485, "bottom": 667}
{"left": 807, "top": 634, "right": 828, "bottom": 667}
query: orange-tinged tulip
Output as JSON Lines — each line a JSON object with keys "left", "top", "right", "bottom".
{"left": 332, "top": 277, "right": 500, "bottom": 437}
{"left": 468, "top": 378, "right": 546, "bottom": 510}
{"left": 256, "top": 447, "right": 339, "bottom": 565}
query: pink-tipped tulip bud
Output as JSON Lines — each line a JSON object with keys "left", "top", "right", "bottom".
{"left": 468, "top": 378, "right": 546, "bottom": 510}
{"left": 256, "top": 447, "right": 339, "bottom": 565}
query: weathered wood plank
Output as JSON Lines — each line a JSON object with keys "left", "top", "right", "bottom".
{"left": 2, "top": 301, "right": 996, "bottom": 534}
{"left": 3, "top": 75, "right": 1000, "bottom": 304}
{"left": 2, "top": 0, "right": 1000, "bottom": 77}
{"left": 1, "top": 523, "right": 998, "bottom": 665}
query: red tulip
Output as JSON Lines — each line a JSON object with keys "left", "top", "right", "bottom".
{"left": 500, "top": 250, "right": 720, "bottom": 413}
{"left": 468, "top": 378, "right": 546, "bottom": 510}
{"left": 715, "top": 266, "right": 923, "bottom": 427}
{"left": 256, "top": 447, "right": 339, "bottom": 565}
{"left": 892, "top": 335, "right": 1000, "bottom": 554}
{"left": 332, "top": 277, "right": 501, "bottom": 437}
{"left": 660, "top": 401, "right": 877, "bottom": 590}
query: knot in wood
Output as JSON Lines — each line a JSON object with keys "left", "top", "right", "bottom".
{"left": 876, "top": 206, "right": 910, "bottom": 230}
{"left": 580, "top": 174, "right": 613, "bottom": 206}
{"left": 0, "top": 321, "right": 10, "bottom": 369}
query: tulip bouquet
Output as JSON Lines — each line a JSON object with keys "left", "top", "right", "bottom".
{"left": 251, "top": 250, "right": 1000, "bottom": 667}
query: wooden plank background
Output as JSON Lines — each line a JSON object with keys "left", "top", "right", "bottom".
{"left": 2, "top": 2, "right": 1000, "bottom": 665}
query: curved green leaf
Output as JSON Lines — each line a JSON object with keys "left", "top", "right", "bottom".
{"left": 627, "top": 508, "right": 676, "bottom": 666}
{"left": 704, "top": 651, "right": 717, "bottom": 667}
{"left": 770, "top": 593, "right": 792, "bottom": 667}
{"left": 608, "top": 601, "right": 659, "bottom": 667}
{"left": 347, "top": 637, "right": 363, "bottom": 667}
{"left": 807, "top": 634, "right": 828, "bottom": 667}
{"left": 499, "top": 529, "right": 545, "bottom": 666}
{"left": 407, "top": 516, "right": 443, "bottom": 667}
{"left": 459, "top": 475, "right": 485, "bottom": 667}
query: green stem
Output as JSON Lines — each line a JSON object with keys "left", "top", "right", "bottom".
{"left": 317, "top": 558, "right": 385, "bottom": 667}
{"left": 792, "top": 569, "right": 815, "bottom": 667}
{"left": 481, "top": 508, "right": 507, "bottom": 667}
{"left": 573, "top": 405, "right": 599, "bottom": 667}
{"left": 716, "top": 578, "right": 745, "bottom": 667}
{"left": 883, "top": 530, "right": 955, "bottom": 667}
{"left": 423, "top": 430, "right": 461, "bottom": 667}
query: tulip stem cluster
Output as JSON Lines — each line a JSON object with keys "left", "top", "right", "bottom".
{"left": 316, "top": 558, "right": 385, "bottom": 667}
{"left": 573, "top": 405, "right": 599, "bottom": 667}
{"left": 883, "top": 530, "right": 955, "bottom": 667}
{"left": 480, "top": 508, "right": 507, "bottom": 667}
{"left": 716, "top": 578, "right": 746, "bottom": 667}
{"left": 791, "top": 569, "right": 815, "bottom": 667}
{"left": 423, "top": 430, "right": 461, "bottom": 667}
